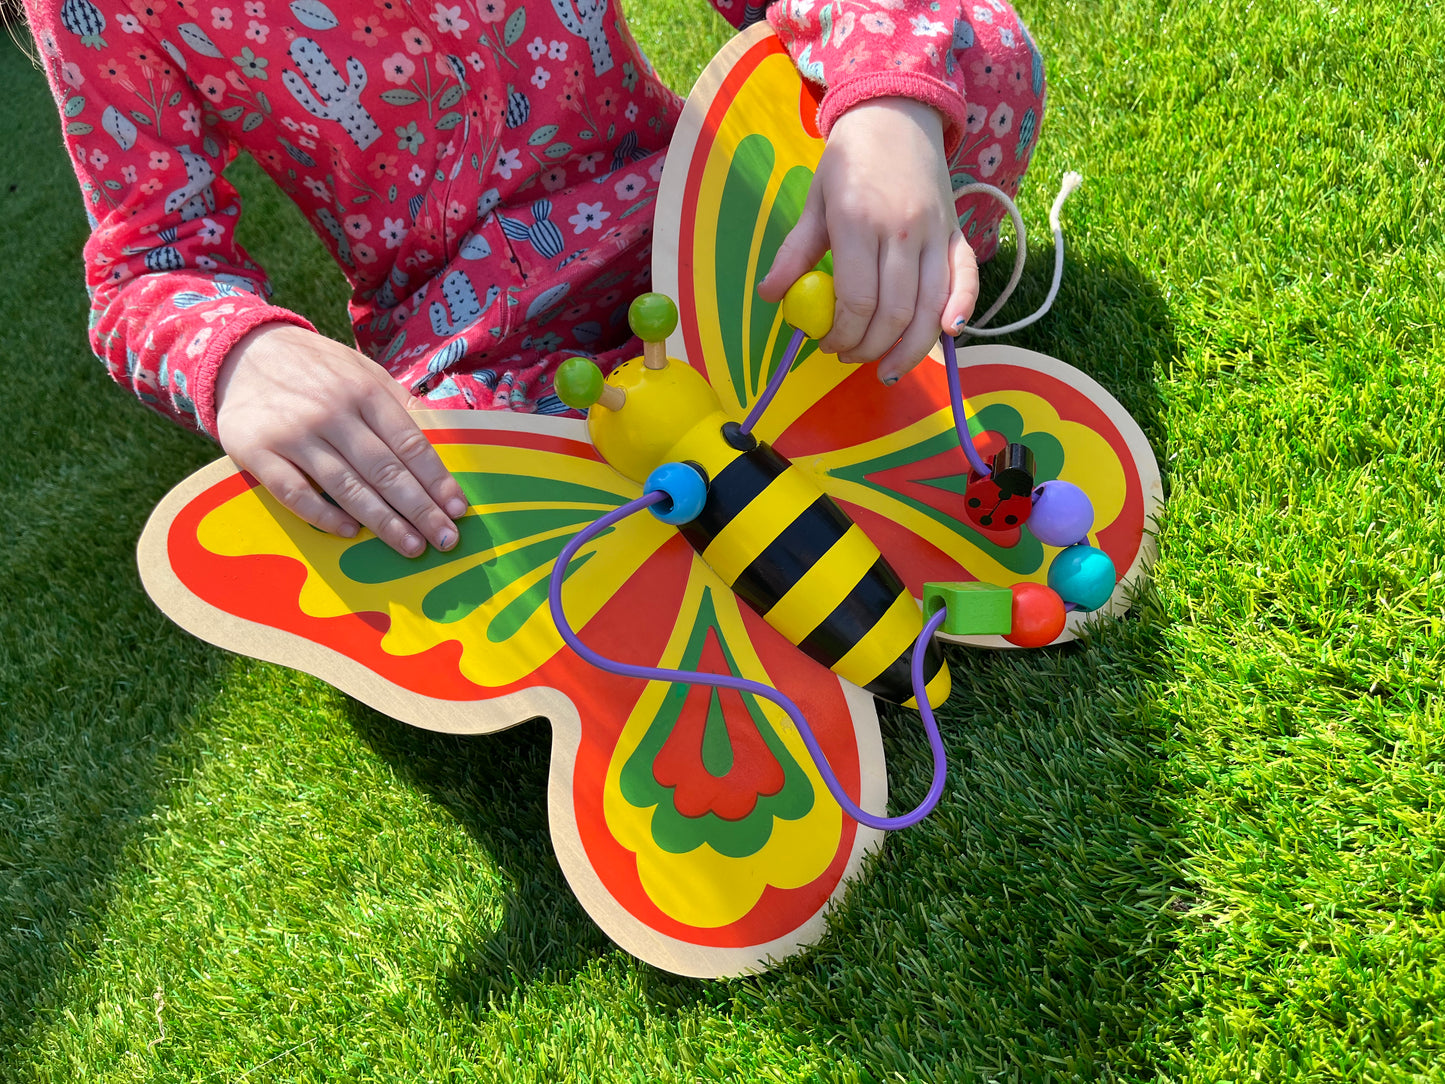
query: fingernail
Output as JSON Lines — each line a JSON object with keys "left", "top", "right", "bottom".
{"left": 403, "top": 533, "right": 424, "bottom": 556}
{"left": 437, "top": 529, "right": 456, "bottom": 551}
{"left": 953, "top": 316, "right": 967, "bottom": 330}
{"left": 446, "top": 497, "right": 467, "bottom": 518}
{"left": 340, "top": 523, "right": 359, "bottom": 538}
{"left": 882, "top": 374, "right": 898, "bottom": 387}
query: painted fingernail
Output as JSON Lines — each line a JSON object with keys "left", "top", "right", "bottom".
{"left": 952, "top": 316, "right": 967, "bottom": 330}
{"left": 403, "top": 533, "right": 424, "bottom": 556}
{"left": 882, "top": 374, "right": 899, "bottom": 387}
{"left": 437, "top": 529, "right": 456, "bottom": 551}
{"left": 446, "top": 497, "right": 467, "bottom": 518}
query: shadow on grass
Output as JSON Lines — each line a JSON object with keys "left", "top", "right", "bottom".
{"left": 352, "top": 255, "right": 1183, "bottom": 1077}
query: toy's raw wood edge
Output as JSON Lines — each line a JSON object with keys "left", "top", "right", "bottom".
{"left": 135, "top": 411, "right": 594, "bottom": 736}
{"left": 651, "top": 21, "right": 776, "bottom": 368}
{"left": 547, "top": 679, "right": 886, "bottom": 977}
{"left": 930, "top": 343, "right": 1164, "bottom": 650}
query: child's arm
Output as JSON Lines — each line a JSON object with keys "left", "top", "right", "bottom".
{"left": 24, "top": 0, "right": 460, "bottom": 557}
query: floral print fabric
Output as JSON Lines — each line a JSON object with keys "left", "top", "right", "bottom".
{"left": 26, "top": 0, "right": 1045, "bottom": 431}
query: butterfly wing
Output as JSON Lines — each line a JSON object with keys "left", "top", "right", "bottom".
{"left": 653, "top": 25, "right": 1161, "bottom": 644}
{"left": 140, "top": 410, "right": 885, "bottom": 975}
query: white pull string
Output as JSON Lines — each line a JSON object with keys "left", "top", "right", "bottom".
{"left": 951, "top": 171, "right": 1083, "bottom": 337}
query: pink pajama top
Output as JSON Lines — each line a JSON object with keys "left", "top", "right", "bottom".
{"left": 26, "top": 0, "right": 1046, "bottom": 430}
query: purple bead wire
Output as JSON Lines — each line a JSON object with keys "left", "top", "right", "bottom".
{"left": 943, "top": 333, "right": 992, "bottom": 478}
{"left": 738, "top": 327, "right": 809, "bottom": 437}
{"left": 547, "top": 492, "right": 951, "bottom": 831}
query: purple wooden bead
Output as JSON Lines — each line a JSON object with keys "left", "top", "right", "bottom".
{"left": 1029, "top": 480, "right": 1095, "bottom": 547}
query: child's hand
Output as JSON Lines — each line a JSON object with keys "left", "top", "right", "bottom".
{"left": 214, "top": 324, "right": 467, "bottom": 557}
{"left": 757, "top": 96, "right": 978, "bottom": 383}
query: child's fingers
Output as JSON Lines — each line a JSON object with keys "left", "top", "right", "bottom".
{"left": 842, "top": 234, "right": 924, "bottom": 367}
{"left": 301, "top": 439, "right": 440, "bottom": 558}
{"left": 325, "top": 417, "right": 459, "bottom": 556}
{"left": 244, "top": 451, "right": 360, "bottom": 540}
{"left": 878, "top": 242, "right": 952, "bottom": 384}
{"left": 364, "top": 383, "right": 469, "bottom": 521}
{"left": 819, "top": 226, "right": 880, "bottom": 360}
{"left": 941, "top": 228, "right": 980, "bottom": 334}
{"left": 757, "top": 188, "right": 829, "bottom": 303}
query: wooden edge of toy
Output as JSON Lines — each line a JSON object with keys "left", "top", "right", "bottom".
{"left": 547, "top": 679, "right": 888, "bottom": 977}
{"left": 136, "top": 411, "right": 594, "bottom": 736}
{"left": 651, "top": 21, "right": 777, "bottom": 323}
{"left": 925, "top": 342, "right": 1163, "bottom": 649}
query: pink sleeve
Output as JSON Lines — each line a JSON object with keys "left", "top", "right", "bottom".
{"left": 765, "top": 0, "right": 970, "bottom": 155}
{"left": 26, "top": 0, "right": 314, "bottom": 438}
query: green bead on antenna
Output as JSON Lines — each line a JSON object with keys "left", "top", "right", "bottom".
{"left": 628, "top": 293, "right": 678, "bottom": 343}
{"left": 555, "top": 356, "right": 605, "bottom": 409}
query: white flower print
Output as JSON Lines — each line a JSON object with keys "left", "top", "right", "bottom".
{"left": 999, "top": 26, "right": 1015, "bottom": 47}
{"left": 577, "top": 150, "right": 604, "bottom": 174}
{"left": 623, "top": 101, "right": 637, "bottom": 121}
{"left": 180, "top": 103, "right": 201, "bottom": 134}
{"left": 972, "top": 5, "right": 993, "bottom": 23}
{"left": 526, "top": 36, "right": 546, "bottom": 59}
{"left": 978, "top": 143, "right": 1003, "bottom": 177}
{"left": 493, "top": 147, "right": 522, "bottom": 178}
{"left": 210, "top": 5, "right": 230, "bottom": 27}
{"left": 89, "top": 148, "right": 108, "bottom": 170}
{"left": 910, "top": 13, "right": 947, "bottom": 36}
{"left": 303, "top": 176, "right": 328, "bottom": 199}
{"left": 245, "top": 18, "right": 268, "bottom": 42}
{"left": 989, "top": 102, "right": 1014, "bottom": 136}
{"left": 568, "top": 201, "right": 610, "bottom": 233}
{"left": 613, "top": 172, "right": 645, "bottom": 201}
{"left": 530, "top": 65, "right": 550, "bottom": 89}
{"left": 117, "top": 12, "right": 143, "bottom": 31}
{"left": 408, "top": 163, "right": 425, "bottom": 184}
{"left": 380, "top": 216, "right": 408, "bottom": 248}
{"left": 547, "top": 39, "right": 567, "bottom": 60}
{"left": 430, "top": 3, "right": 469, "bottom": 37}
{"left": 197, "top": 217, "right": 224, "bottom": 243}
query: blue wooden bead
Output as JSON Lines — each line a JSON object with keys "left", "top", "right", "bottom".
{"left": 645, "top": 461, "right": 708, "bottom": 525}
{"left": 1047, "top": 544, "right": 1116, "bottom": 612}
{"left": 1029, "top": 480, "right": 1094, "bottom": 547}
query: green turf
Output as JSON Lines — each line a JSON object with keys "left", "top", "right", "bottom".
{"left": 1, "top": 0, "right": 1442, "bottom": 1079}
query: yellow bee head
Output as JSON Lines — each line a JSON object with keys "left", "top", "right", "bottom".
{"left": 555, "top": 294, "right": 726, "bottom": 483}
{"left": 554, "top": 278, "right": 836, "bottom": 484}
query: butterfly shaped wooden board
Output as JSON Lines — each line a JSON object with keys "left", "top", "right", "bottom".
{"left": 138, "top": 24, "right": 1162, "bottom": 978}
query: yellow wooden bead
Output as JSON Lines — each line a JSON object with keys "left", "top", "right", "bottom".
{"left": 780, "top": 270, "right": 836, "bottom": 341}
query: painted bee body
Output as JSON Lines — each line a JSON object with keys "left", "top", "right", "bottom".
{"left": 669, "top": 423, "right": 950, "bottom": 710}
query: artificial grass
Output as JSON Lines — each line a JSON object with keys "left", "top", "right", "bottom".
{"left": 1, "top": 0, "right": 1442, "bottom": 1080}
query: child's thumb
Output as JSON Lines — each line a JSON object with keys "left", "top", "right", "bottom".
{"left": 757, "top": 194, "right": 829, "bottom": 302}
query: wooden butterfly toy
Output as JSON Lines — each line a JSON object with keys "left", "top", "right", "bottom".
{"left": 140, "top": 25, "right": 1162, "bottom": 978}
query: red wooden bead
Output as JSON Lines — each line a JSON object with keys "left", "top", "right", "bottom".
{"left": 1003, "top": 582, "right": 1067, "bottom": 647}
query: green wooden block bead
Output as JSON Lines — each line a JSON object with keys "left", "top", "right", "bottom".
{"left": 922, "top": 581, "right": 1014, "bottom": 636}
{"left": 628, "top": 293, "right": 678, "bottom": 342}
{"left": 555, "top": 356, "right": 603, "bottom": 409}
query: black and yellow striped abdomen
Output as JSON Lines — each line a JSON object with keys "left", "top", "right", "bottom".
{"left": 676, "top": 437, "right": 950, "bottom": 709}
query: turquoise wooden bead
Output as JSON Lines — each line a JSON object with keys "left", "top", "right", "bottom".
{"left": 1047, "top": 544, "right": 1117, "bottom": 612}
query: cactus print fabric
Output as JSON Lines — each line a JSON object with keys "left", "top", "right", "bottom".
{"left": 26, "top": 0, "right": 1045, "bottom": 431}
